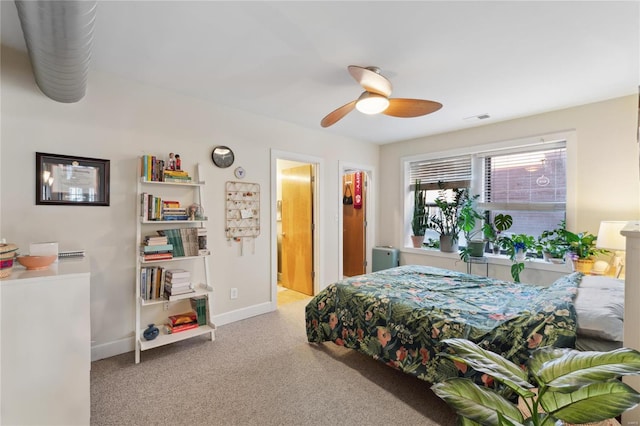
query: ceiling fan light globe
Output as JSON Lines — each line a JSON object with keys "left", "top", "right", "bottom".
{"left": 355, "top": 92, "right": 389, "bottom": 115}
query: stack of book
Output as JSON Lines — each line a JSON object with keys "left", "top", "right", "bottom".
{"left": 163, "top": 169, "right": 191, "bottom": 183}
{"left": 190, "top": 296, "right": 208, "bottom": 326}
{"left": 164, "top": 269, "right": 194, "bottom": 297}
{"left": 164, "top": 311, "right": 199, "bottom": 334}
{"left": 162, "top": 200, "right": 188, "bottom": 220}
{"left": 141, "top": 235, "right": 173, "bottom": 261}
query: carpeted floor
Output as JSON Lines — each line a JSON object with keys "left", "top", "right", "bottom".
{"left": 91, "top": 298, "right": 456, "bottom": 425}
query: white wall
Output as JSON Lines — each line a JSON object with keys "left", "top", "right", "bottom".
{"left": 0, "top": 47, "right": 379, "bottom": 360}
{"left": 379, "top": 95, "right": 640, "bottom": 277}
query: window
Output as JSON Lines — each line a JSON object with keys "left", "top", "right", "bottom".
{"left": 405, "top": 138, "right": 567, "bottom": 248}
{"left": 480, "top": 144, "right": 566, "bottom": 238}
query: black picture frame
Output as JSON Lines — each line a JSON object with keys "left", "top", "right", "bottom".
{"left": 36, "top": 152, "right": 110, "bottom": 206}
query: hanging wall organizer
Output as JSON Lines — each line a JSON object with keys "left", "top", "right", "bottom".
{"left": 225, "top": 181, "right": 260, "bottom": 239}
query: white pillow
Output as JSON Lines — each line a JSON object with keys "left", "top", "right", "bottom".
{"left": 575, "top": 275, "right": 624, "bottom": 342}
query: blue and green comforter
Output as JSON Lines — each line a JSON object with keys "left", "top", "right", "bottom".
{"left": 306, "top": 265, "right": 581, "bottom": 384}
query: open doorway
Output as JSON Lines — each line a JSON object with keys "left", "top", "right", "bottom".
{"left": 339, "top": 162, "right": 375, "bottom": 279}
{"left": 271, "top": 151, "right": 321, "bottom": 308}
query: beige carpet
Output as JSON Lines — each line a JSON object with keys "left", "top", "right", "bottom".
{"left": 91, "top": 298, "right": 456, "bottom": 425}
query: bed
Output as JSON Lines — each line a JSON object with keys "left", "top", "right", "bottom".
{"left": 574, "top": 275, "right": 624, "bottom": 351}
{"left": 305, "top": 265, "right": 584, "bottom": 384}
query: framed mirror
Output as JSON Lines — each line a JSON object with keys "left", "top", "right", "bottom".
{"left": 36, "top": 152, "right": 110, "bottom": 206}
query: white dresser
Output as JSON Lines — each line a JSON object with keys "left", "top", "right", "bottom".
{"left": 1, "top": 258, "right": 90, "bottom": 425}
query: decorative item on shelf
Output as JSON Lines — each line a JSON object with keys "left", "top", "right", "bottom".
{"left": 596, "top": 220, "right": 627, "bottom": 277}
{"left": 142, "top": 324, "right": 159, "bottom": 341}
{"left": 188, "top": 203, "right": 205, "bottom": 221}
{"left": 0, "top": 243, "right": 19, "bottom": 278}
{"left": 565, "top": 229, "right": 609, "bottom": 274}
{"left": 167, "top": 152, "right": 176, "bottom": 171}
{"left": 432, "top": 338, "right": 640, "bottom": 426}
{"left": 16, "top": 255, "right": 57, "bottom": 270}
{"left": 410, "top": 179, "right": 428, "bottom": 248}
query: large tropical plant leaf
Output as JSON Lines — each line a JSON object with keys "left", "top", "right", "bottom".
{"left": 537, "top": 347, "right": 640, "bottom": 391}
{"left": 431, "top": 378, "right": 524, "bottom": 426}
{"left": 493, "top": 214, "right": 513, "bottom": 232}
{"left": 539, "top": 380, "right": 640, "bottom": 423}
{"left": 441, "top": 339, "right": 534, "bottom": 397}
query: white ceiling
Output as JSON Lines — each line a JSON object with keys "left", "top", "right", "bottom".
{"left": 1, "top": 1, "right": 638, "bottom": 144}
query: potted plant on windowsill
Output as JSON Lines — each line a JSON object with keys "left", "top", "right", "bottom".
{"left": 483, "top": 213, "right": 513, "bottom": 255}
{"left": 564, "top": 230, "right": 609, "bottom": 274}
{"left": 500, "top": 233, "right": 535, "bottom": 282}
{"left": 411, "top": 179, "right": 428, "bottom": 248}
{"left": 427, "top": 185, "right": 464, "bottom": 253}
{"left": 534, "top": 221, "right": 569, "bottom": 263}
{"left": 458, "top": 189, "right": 487, "bottom": 261}
{"left": 432, "top": 338, "right": 640, "bottom": 426}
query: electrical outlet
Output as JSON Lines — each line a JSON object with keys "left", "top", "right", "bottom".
{"left": 230, "top": 288, "right": 238, "bottom": 299}
{"left": 164, "top": 301, "right": 170, "bottom": 311}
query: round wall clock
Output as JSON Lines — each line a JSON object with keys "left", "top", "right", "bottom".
{"left": 211, "top": 146, "right": 235, "bottom": 168}
{"left": 234, "top": 166, "right": 246, "bottom": 179}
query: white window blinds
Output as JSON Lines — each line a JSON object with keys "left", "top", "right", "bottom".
{"left": 409, "top": 156, "right": 472, "bottom": 190}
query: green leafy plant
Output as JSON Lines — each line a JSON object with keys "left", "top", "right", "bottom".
{"left": 500, "top": 233, "right": 535, "bottom": 282}
{"left": 458, "top": 190, "right": 487, "bottom": 261}
{"left": 483, "top": 213, "right": 513, "bottom": 253}
{"left": 427, "top": 185, "right": 464, "bottom": 239}
{"left": 535, "top": 221, "right": 569, "bottom": 261}
{"left": 564, "top": 230, "right": 608, "bottom": 260}
{"left": 412, "top": 179, "right": 428, "bottom": 237}
{"left": 432, "top": 338, "right": 640, "bottom": 426}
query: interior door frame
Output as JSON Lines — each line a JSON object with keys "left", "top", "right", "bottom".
{"left": 270, "top": 150, "right": 322, "bottom": 310}
{"left": 338, "top": 161, "right": 376, "bottom": 279}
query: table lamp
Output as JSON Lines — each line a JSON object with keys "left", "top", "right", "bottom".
{"left": 596, "top": 221, "right": 627, "bottom": 278}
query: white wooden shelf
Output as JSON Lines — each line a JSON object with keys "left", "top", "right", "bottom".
{"left": 139, "top": 324, "right": 215, "bottom": 351}
{"left": 135, "top": 158, "right": 214, "bottom": 363}
{"left": 140, "top": 178, "right": 205, "bottom": 187}
{"left": 140, "top": 254, "right": 210, "bottom": 264}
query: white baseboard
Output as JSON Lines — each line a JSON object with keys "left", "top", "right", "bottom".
{"left": 90, "top": 302, "right": 277, "bottom": 361}
{"left": 91, "top": 336, "right": 134, "bottom": 362}
{"left": 211, "top": 301, "right": 276, "bottom": 326}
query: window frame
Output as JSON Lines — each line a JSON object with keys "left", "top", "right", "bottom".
{"left": 402, "top": 131, "right": 577, "bottom": 250}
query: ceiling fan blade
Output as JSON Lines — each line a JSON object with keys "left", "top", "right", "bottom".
{"left": 383, "top": 98, "right": 443, "bottom": 118}
{"left": 320, "top": 100, "right": 357, "bottom": 127}
{"left": 348, "top": 65, "right": 392, "bottom": 97}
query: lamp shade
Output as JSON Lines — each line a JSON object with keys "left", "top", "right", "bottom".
{"left": 596, "top": 221, "right": 627, "bottom": 250}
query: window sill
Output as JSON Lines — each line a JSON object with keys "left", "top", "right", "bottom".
{"left": 400, "top": 246, "right": 573, "bottom": 274}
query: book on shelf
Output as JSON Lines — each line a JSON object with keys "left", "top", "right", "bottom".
{"left": 165, "top": 268, "right": 190, "bottom": 279}
{"left": 162, "top": 200, "right": 181, "bottom": 208}
{"left": 166, "top": 276, "right": 190, "bottom": 285}
{"left": 144, "top": 235, "right": 168, "bottom": 245}
{"left": 141, "top": 244, "right": 173, "bottom": 253}
{"left": 190, "top": 296, "right": 208, "bottom": 326}
{"left": 143, "top": 252, "right": 173, "bottom": 261}
{"left": 167, "top": 311, "right": 198, "bottom": 326}
{"left": 164, "top": 322, "right": 199, "bottom": 334}
{"left": 140, "top": 266, "right": 166, "bottom": 300}
{"left": 164, "top": 287, "right": 195, "bottom": 297}
{"left": 141, "top": 155, "right": 166, "bottom": 182}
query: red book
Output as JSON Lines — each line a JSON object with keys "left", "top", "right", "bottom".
{"left": 164, "top": 322, "right": 198, "bottom": 334}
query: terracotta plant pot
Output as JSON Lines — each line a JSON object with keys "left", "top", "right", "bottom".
{"left": 411, "top": 235, "right": 425, "bottom": 248}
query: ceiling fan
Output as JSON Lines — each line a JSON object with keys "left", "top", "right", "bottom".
{"left": 320, "top": 65, "right": 443, "bottom": 128}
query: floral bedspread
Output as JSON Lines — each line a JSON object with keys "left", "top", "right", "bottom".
{"left": 305, "top": 265, "right": 581, "bottom": 384}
